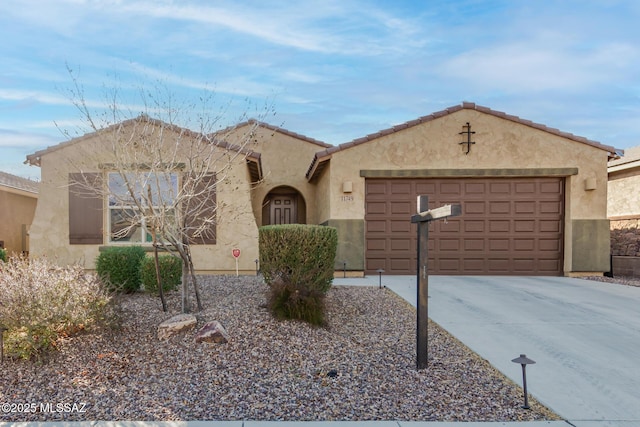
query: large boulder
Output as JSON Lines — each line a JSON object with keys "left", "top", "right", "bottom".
{"left": 157, "top": 314, "right": 197, "bottom": 340}
{"left": 194, "top": 321, "right": 229, "bottom": 344}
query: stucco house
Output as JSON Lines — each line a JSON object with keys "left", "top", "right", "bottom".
{"left": 25, "top": 102, "right": 617, "bottom": 276}
{"left": 607, "top": 145, "right": 640, "bottom": 275}
{"left": 0, "top": 171, "right": 39, "bottom": 255}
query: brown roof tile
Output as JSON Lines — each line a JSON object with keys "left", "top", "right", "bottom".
{"left": 214, "top": 119, "right": 332, "bottom": 149}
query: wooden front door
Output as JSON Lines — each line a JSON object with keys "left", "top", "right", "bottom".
{"left": 270, "top": 195, "right": 297, "bottom": 225}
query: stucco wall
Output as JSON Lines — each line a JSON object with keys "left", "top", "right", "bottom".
{"left": 29, "top": 122, "right": 260, "bottom": 273}
{"left": 316, "top": 109, "right": 611, "bottom": 274}
{"left": 221, "top": 124, "right": 325, "bottom": 226}
{"left": 0, "top": 189, "right": 37, "bottom": 254}
{"left": 608, "top": 169, "right": 640, "bottom": 218}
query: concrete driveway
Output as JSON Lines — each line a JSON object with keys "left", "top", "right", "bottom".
{"left": 335, "top": 275, "right": 640, "bottom": 426}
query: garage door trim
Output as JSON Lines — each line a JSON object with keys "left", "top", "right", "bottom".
{"left": 360, "top": 167, "right": 578, "bottom": 178}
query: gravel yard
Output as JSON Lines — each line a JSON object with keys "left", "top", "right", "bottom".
{"left": 1, "top": 275, "right": 563, "bottom": 422}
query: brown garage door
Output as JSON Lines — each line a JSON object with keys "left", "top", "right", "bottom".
{"left": 365, "top": 177, "right": 564, "bottom": 275}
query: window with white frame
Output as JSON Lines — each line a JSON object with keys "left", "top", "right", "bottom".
{"left": 107, "top": 172, "right": 178, "bottom": 243}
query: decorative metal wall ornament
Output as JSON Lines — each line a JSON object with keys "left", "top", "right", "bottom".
{"left": 459, "top": 122, "right": 476, "bottom": 154}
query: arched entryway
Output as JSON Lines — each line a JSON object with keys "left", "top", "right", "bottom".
{"left": 262, "top": 186, "right": 306, "bottom": 225}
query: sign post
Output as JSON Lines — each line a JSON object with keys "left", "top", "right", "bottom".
{"left": 232, "top": 248, "right": 241, "bottom": 276}
{"left": 411, "top": 196, "right": 461, "bottom": 369}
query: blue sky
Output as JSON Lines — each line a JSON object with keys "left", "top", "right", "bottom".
{"left": 1, "top": 0, "right": 639, "bottom": 179}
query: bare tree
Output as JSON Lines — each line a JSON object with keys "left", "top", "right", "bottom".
{"left": 62, "top": 68, "right": 272, "bottom": 312}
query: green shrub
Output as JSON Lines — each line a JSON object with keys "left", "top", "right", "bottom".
{"left": 0, "top": 248, "right": 6, "bottom": 262}
{"left": 0, "top": 256, "right": 114, "bottom": 360}
{"left": 140, "top": 255, "right": 182, "bottom": 293}
{"left": 259, "top": 224, "right": 337, "bottom": 325}
{"left": 95, "top": 246, "right": 146, "bottom": 292}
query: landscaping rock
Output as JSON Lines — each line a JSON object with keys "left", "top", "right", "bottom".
{"left": 194, "top": 320, "right": 229, "bottom": 343}
{"left": 157, "top": 313, "right": 197, "bottom": 340}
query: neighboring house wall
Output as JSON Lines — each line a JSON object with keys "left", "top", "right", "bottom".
{"left": 608, "top": 146, "right": 640, "bottom": 276}
{"left": 27, "top": 119, "right": 260, "bottom": 273}
{"left": 0, "top": 178, "right": 38, "bottom": 254}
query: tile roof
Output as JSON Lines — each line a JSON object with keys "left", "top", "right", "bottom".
{"left": 0, "top": 171, "right": 39, "bottom": 194}
{"left": 213, "top": 119, "right": 332, "bottom": 148}
{"left": 608, "top": 145, "right": 640, "bottom": 168}
{"left": 25, "top": 115, "right": 262, "bottom": 168}
{"left": 306, "top": 102, "right": 620, "bottom": 181}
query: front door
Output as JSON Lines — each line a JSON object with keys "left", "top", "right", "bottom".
{"left": 270, "top": 195, "right": 297, "bottom": 225}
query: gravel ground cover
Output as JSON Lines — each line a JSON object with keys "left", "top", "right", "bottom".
{"left": 583, "top": 274, "right": 640, "bottom": 287}
{"left": 2, "top": 275, "right": 562, "bottom": 422}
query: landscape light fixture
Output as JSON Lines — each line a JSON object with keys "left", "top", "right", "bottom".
{"left": 376, "top": 268, "right": 385, "bottom": 289}
{"left": 254, "top": 259, "right": 259, "bottom": 276}
{"left": 511, "top": 354, "right": 536, "bottom": 409}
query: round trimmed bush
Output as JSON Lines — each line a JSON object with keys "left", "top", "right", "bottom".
{"left": 95, "top": 246, "right": 146, "bottom": 292}
{"left": 140, "top": 255, "right": 182, "bottom": 293}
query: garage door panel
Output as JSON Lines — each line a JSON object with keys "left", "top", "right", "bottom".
{"left": 439, "top": 238, "right": 461, "bottom": 251}
{"left": 490, "top": 220, "right": 510, "bottom": 232}
{"left": 540, "top": 220, "right": 561, "bottom": 232}
{"left": 489, "top": 238, "right": 510, "bottom": 251}
{"left": 539, "top": 238, "right": 561, "bottom": 252}
{"left": 464, "top": 238, "right": 485, "bottom": 251}
{"left": 462, "top": 258, "right": 486, "bottom": 272}
{"left": 515, "top": 201, "right": 536, "bottom": 214}
{"left": 365, "top": 177, "right": 564, "bottom": 275}
{"left": 366, "top": 201, "right": 387, "bottom": 214}
{"left": 514, "top": 238, "right": 535, "bottom": 251}
{"left": 515, "top": 220, "right": 535, "bottom": 232}
{"left": 391, "top": 182, "right": 412, "bottom": 195}
{"left": 440, "top": 182, "right": 461, "bottom": 195}
{"left": 390, "top": 220, "right": 411, "bottom": 232}
{"left": 390, "top": 258, "right": 412, "bottom": 271}
{"left": 390, "top": 238, "right": 411, "bottom": 251}
{"left": 465, "top": 182, "right": 486, "bottom": 194}
{"left": 367, "top": 238, "right": 387, "bottom": 251}
{"left": 515, "top": 182, "right": 536, "bottom": 194}
{"left": 540, "top": 181, "right": 562, "bottom": 193}
{"left": 487, "top": 259, "right": 511, "bottom": 273}
{"left": 490, "top": 201, "right": 511, "bottom": 214}
{"left": 465, "top": 220, "right": 486, "bottom": 233}
{"left": 391, "top": 201, "right": 412, "bottom": 214}
{"left": 465, "top": 201, "right": 486, "bottom": 214}
{"left": 540, "top": 201, "right": 562, "bottom": 214}
{"left": 367, "top": 220, "right": 387, "bottom": 233}
{"left": 490, "top": 182, "right": 511, "bottom": 194}
{"left": 438, "top": 220, "right": 460, "bottom": 233}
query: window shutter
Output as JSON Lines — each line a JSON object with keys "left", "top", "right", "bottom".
{"left": 69, "top": 173, "right": 104, "bottom": 244}
{"left": 185, "top": 173, "right": 216, "bottom": 245}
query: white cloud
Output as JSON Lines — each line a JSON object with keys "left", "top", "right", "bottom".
{"left": 0, "top": 129, "right": 58, "bottom": 148}
{"left": 438, "top": 39, "right": 639, "bottom": 93}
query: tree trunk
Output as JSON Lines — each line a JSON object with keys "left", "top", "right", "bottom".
{"left": 181, "top": 261, "right": 190, "bottom": 313}
{"left": 186, "top": 247, "right": 203, "bottom": 311}
{"left": 153, "top": 242, "right": 168, "bottom": 312}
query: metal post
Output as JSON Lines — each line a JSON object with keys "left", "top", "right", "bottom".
{"left": 343, "top": 261, "right": 347, "bottom": 278}
{"left": 416, "top": 195, "right": 429, "bottom": 369}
